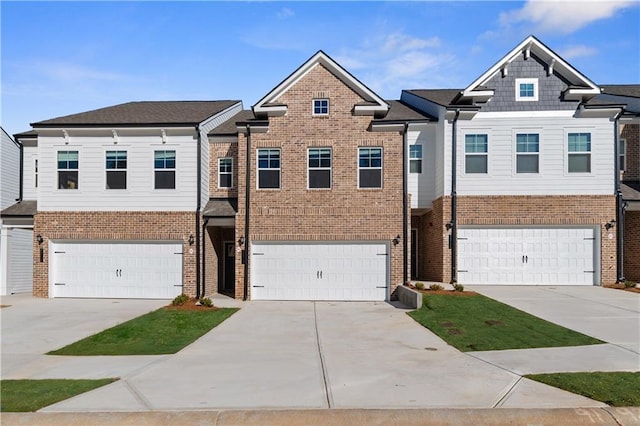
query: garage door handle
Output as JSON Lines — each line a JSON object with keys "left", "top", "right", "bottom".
{"left": 320, "top": 271, "right": 323, "bottom": 279}
{"left": 317, "top": 271, "right": 319, "bottom": 279}
{"left": 253, "top": 285, "right": 264, "bottom": 288}
{"left": 54, "top": 282, "right": 66, "bottom": 286}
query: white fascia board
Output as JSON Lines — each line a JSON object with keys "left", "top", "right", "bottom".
{"left": 353, "top": 105, "right": 388, "bottom": 116}
{"left": 564, "top": 88, "right": 602, "bottom": 101}
{"left": 444, "top": 109, "right": 478, "bottom": 121}
{"left": 476, "top": 110, "right": 576, "bottom": 119}
{"left": 370, "top": 123, "right": 405, "bottom": 132}
{"left": 577, "top": 105, "right": 624, "bottom": 119}
{"left": 198, "top": 102, "right": 243, "bottom": 130}
{"left": 252, "top": 105, "right": 287, "bottom": 117}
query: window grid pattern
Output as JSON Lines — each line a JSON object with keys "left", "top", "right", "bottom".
{"left": 620, "top": 139, "right": 626, "bottom": 171}
{"left": 568, "top": 133, "right": 591, "bottom": 173}
{"left": 106, "top": 150, "right": 127, "bottom": 189}
{"left": 358, "top": 147, "right": 383, "bottom": 188}
{"left": 57, "top": 151, "right": 79, "bottom": 189}
{"left": 313, "top": 99, "right": 329, "bottom": 115}
{"left": 410, "top": 145, "right": 422, "bottom": 174}
{"left": 257, "top": 149, "right": 281, "bottom": 189}
{"left": 308, "top": 148, "right": 331, "bottom": 189}
{"left": 465, "top": 134, "right": 488, "bottom": 174}
{"left": 219, "top": 158, "right": 233, "bottom": 188}
{"left": 154, "top": 150, "right": 176, "bottom": 189}
{"left": 516, "top": 134, "right": 539, "bottom": 174}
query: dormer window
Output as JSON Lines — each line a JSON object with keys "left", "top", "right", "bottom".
{"left": 515, "top": 78, "right": 538, "bottom": 101}
{"left": 313, "top": 99, "right": 329, "bottom": 116}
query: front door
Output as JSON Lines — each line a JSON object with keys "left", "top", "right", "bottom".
{"left": 411, "top": 229, "right": 418, "bottom": 279}
{"left": 223, "top": 242, "right": 235, "bottom": 291}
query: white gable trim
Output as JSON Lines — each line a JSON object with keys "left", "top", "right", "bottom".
{"left": 463, "top": 36, "right": 600, "bottom": 101}
{"left": 253, "top": 51, "right": 389, "bottom": 117}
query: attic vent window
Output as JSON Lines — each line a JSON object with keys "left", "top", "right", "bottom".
{"left": 313, "top": 99, "right": 329, "bottom": 116}
{"left": 515, "top": 78, "right": 538, "bottom": 101}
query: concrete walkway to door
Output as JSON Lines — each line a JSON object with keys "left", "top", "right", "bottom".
{"left": 33, "top": 300, "right": 605, "bottom": 412}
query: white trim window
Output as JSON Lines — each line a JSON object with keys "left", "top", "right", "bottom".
{"left": 106, "top": 150, "right": 127, "bottom": 189}
{"left": 358, "top": 147, "right": 383, "bottom": 188}
{"left": 516, "top": 133, "right": 539, "bottom": 173}
{"left": 34, "top": 158, "right": 38, "bottom": 188}
{"left": 308, "top": 148, "right": 331, "bottom": 189}
{"left": 409, "top": 145, "right": 422, "bottom": 173}
{"left": 465, "top": 134, "right": 488, "bottom": 174}
{"left": 57, "top": 150, "right": 79, "bottom": 189}
{"left": 313, "top": 99, "right": 329, "bottom": 116}
{"left": 154, "top": 150, "right": 176, "bottom": 189}
{"left": 515, "top": 78, "right": 538, "bottom": 101}
{"left": 257, "top": 148, "right": 280, "bottom": 189}
{"left": 218, "top": 157, "right": 233, "bottom": 188}
{"left": 619, "top": 138, "right": 626, "bottom": 172}
{"left": 568, "top": 133, "right": 591, "bottom": 173}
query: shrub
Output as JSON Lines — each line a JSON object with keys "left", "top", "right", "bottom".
{"left": 172, "top": 294, "right": 189, "bottom": 306}
{"left": 415, "top": 282, "right": 425, "bottom": 290}
{"left": 624, "top": 280, "right": 637, "bottom": 289}
{"left": 429, "top": 284, "right": 444, "bottom": 291}
{"left": 199, "top": 297, "right": 213, "bottom": 307}
{"left": 453, "top": 283, "right": 465, "bottom": 292}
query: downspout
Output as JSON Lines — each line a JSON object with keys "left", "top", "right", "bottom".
{"left": 614, "top": 112, "right": 625, "bottom": 283}
{"left": 195, "top": 125, "right": 202, "bottom": 298}
{"left": 450, "top": 109, "right": 461, "bottom": 284}
{"left": 402, "top": 122, "right": 409, "bottom": 285}
{"left": 201, "top": 218, "right": 209, "bottom": 296}
{"left": 243, "top": 125, "right": 251, "bottom": 301}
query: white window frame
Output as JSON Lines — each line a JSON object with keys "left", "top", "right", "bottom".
{"left": 358, "top": 147, "right": 383, "bottom": 189}
{"left": 57, "top": 150, "right": 79, "bottom": 190}
{"left": 409, "top": 144, "right": 423, "bottom": 174}
{"left": 515, "top": 78, "right": 539, "bottom": 102}
{"left": 34, "top": 158, "right": 38, "bottom": 188}
{"left": 307, "top": 147, "right": 332, "bottom": 190}
{"left": 566, "top": 132, "right": 592, "bottom": 174}
{"left": 105, "top": 150, "right": 127, "bottom": 190}
{"left": 515, "top": 133, "right": 540, "bottom": 174}
{"left": 154, "top": 150, "right": 176, "bottom": 190}
{"left": 218, "top": 157, "right": 233, "bottom": 189}
{"left": 257, "top": 148, "right": 281, "bottom": 190}
{"left": 620, "top": 138, "right": 626, "bottom": 172}
{"left": 313, "top": 99, "right": 329, "bottom": 116}
{"left": 464, "top": 134, "right": 489, "bottom": 175}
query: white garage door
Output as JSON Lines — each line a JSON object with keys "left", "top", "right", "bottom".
{"left": 251, "top": 242, "right": 388, "bottom": 301}
{"left": 50, "top": 241, "right": 183, "bottom": 298}
{"left": 7, "top": 228, "right": 33, "bottom": 294}
{"left": 458, "top": 227, "right": 596, "bottom": 285}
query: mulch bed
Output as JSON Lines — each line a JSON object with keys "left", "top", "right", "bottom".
{"left": 163, "top": 298, "right": 222, "bottom": 311}
{"left": 604, "top": 283, "right": 640, "bottom": 294}
{"left": 407, "top": 285, "right": 477, "bottom": 296}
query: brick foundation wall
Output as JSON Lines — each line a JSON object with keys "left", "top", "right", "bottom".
{"left": 233, "top": 63, "right": 405, "bottom": 300}
{"left": 622, "top": 123, "right": 639, "bottom": 181}
{"left": 624, "top": 211, "right": 640, "bottom": 282}
{"left": 33, "top": 211, "right": 196, "bottom": 297}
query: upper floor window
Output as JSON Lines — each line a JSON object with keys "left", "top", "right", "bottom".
{"left": 465, "top": 134, "right": 488, "bottom": 174}
{"left": 308, "top": 148, "right": 331, "bottom": 189}
{"left": 410, "top": 145, "right": 422, "bottom": 173}
{"left": 57, "top": 151, "right": 79, "bottom": 189}
{"left": 358, "top": 147, "right": 383, "bottom": 188}
{"left": 568, "top": 133, "right": 591, "bottom": 173}
{"left": 515, "top": 78, "right": 538, "bottom": 101}
{"left": 516, "top": 134, "right": 539, "bottom": 173}
{"left": 219, "top": 158, "right": 233, "bottom": 188}
{"left": 257, "top": 148, "right": 280, "bottom": 189}
{"left": 620, "top": 138, "right": 626, "bottom": 171}
{"left": 154, "top": 150, "right": 176, "bottom": 189}
{"left": 313, "top": 99, "right": 329, "bottom": 116}
{"left": 34, "top": 159, "right": 38, "bottom": 188}
{"left": 106, "top": 150, "right": 127, "bottom": 189}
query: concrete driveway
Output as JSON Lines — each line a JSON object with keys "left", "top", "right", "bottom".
{"left": 1, "top": 295, "right": 608, "bottom": 411}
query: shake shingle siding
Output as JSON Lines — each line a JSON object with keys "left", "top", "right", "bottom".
{"left": 480, "top": 54, "right": 580, "bottom": 112}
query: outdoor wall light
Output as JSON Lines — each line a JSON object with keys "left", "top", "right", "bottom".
{"left": 392, "top": 235, "right": 401, "bottom": 246}
{"left": 36, "top": 234, "right": 43, "bottom": 245}
{"left": 238, "top": 237, "right": 245, "bottom": 246}
{"left": 445, "top": 222, "right": 453, "bottom": 231}
{"left": 188, "top": 234, "right": 195, "bottom": 245}
{"left": 605, "top": 220, "right": 616, "bottom": 230}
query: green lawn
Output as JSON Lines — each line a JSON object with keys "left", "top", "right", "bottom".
{"left": 527, "top": 372, "right": 640, "bottom": 407}
{"left": 407, "top": 293, "right": 603, "bottom": 351}
{"left": 48, "top": 308, "right": 238, "bottom": 355}
{"left": 1, "top": 379, "right": 116, "bottom": 412}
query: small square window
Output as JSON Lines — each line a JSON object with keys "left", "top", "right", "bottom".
{"left": 313, "top": 99, "right": 329, "bottom": 115}
{"left": 515, "top": 78, "right": 538, "bottom": 101}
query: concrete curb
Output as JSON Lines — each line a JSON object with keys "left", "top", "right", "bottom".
{"left": 3, "top": 408, "right": 640, "bottom": 426}
{"left": 396, "top": 285, "right": 422, "bottom": 309}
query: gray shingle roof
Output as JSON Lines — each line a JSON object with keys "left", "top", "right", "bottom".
{"left": 1, "top": 200, "right": 37, "bottom": 217}
{"left": 32, "top": 101, "right": 240, "bottom": 127}
{"left": 13, "top": 130, "right": 37, "bottom": 138}
{"left": 622, "top": 182, "right": 640, "bottom": 202}
{"left": 404, "top": 89, "right": 464, "bottom": 107}
{"left": 600, "top": 85, "right": 640, "bottom": 98}
{"left": 374, "top": 100, "right": 437, "bottom": 122}
{"left": 203, "top": 198, "right": 238, "bottom": 217}
{"left": 209, "top": 110, "right": 256, "bottom": 136}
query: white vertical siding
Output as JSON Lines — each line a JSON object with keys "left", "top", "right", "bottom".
{"left": 38, "top": 131, "right": 199, "bottom": 211}
{"left": 0, "top": 129, "right": 20, "bottom": 210}
{"left": 451, "top": 114, "right": 615, "bottom": 196}
{"left": 7, "top": 228, "right": 33, "bottom": 294}
{"left": 408, "top": 126, "right": 437, "bottom": 208}
{"left": 22, "top": 147, "right": 38, "bottom": 201}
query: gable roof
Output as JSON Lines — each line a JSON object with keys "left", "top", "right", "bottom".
{"left": 208, "top": 110, "right": 256, "bottom": 136}
{"left": 373, "top": 100, "right": 437, "bottom": 123}
{"left": 463, "top": 35, "right": 600, "bottom": 102}
{"left": 32, "top": 100, "right": 241, "bottom": 128}
{"left": 600, "top": 85, "right": 640, "bottom": 99}
{"left": 404, "top": 89, "right": 465, "bottom": 107}
{"left": 253, "top": 50, "right": 389, "bottom": 118}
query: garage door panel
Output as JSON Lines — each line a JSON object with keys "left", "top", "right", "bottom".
{"left": 251, "top": 242, "right": 388, "bottom": 301}
{"left": 458, "top": 227, "right": 596, "bottom": 286}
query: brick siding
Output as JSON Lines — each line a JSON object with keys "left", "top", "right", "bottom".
{"left": 621, "top": 123, "right": 639, "bottom": 181}
{"left": 624, "top": 211, "right": 640, "bottom": 282}
{"left": 209, "top": 142, "right": 238, "bottom": 198}
{"left": 33, "top": 211, "right": 196, "bottom": 297}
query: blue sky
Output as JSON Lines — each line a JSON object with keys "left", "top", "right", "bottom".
{"left": 2, "top": 1, "right": 639, "bottom": 136}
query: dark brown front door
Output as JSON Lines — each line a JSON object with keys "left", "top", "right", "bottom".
{"left": 223, "top": 242, "right": 235, "bottom": 291}
{"left": 411, "top": 229, "right": 418, "bottom": 279}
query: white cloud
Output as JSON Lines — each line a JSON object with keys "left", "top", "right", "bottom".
{"left": 41, "top": 62, "right": 129, "bottom": 82}
{"left": 559, "top": 44, "right": 598, "bottom": 59}
{"left": 499, "top": 0, "right": 637, "bottom": 34}
{"left": 380, "top": 34, "right": 441, "bottom": 53}
{"left": 277, "top": 7, "right": 294, "bottom": 20}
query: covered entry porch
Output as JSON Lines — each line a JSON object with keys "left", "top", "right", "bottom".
{"left": 202, "top": 198, "right": 237, "bottom": 297}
